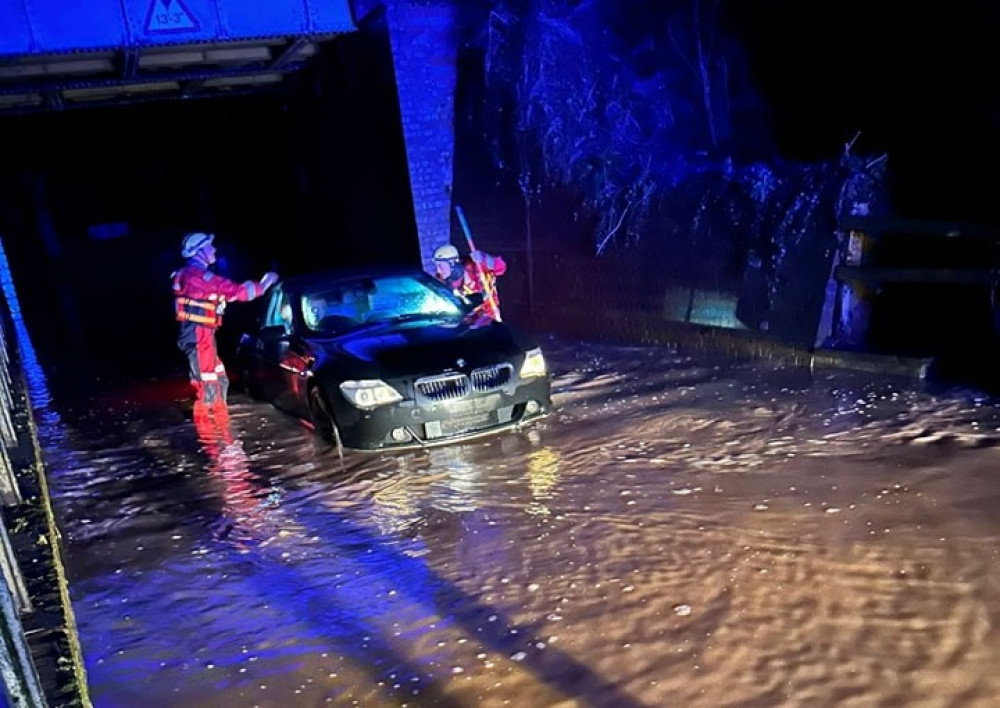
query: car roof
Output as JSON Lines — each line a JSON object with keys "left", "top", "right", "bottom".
{"left": 279, "top": 264, "right": 429, "bottom": 293}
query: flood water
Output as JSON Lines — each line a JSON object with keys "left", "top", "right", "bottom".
{"left": 27, "top": 332, "right": 1000, "bottom": 707}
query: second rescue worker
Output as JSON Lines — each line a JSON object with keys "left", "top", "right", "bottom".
{"left": 171, "top": 232, "right": 278, "bottom": 413}
{"left": 431, "top": 243, "right": 506, "bottom": 320}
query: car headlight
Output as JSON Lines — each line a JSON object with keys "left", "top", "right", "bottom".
{"left": 519, "top": 348, "right": 547, "bottom": 380}
{"left": 339, "top": 380, "right": 403, "bottom": 410}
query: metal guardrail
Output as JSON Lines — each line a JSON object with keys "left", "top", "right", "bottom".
{"left": 826, "top": 216, "right": 1000, "bottom": 351}
{"left": 0, "top": 288, "right": 49, "bottom": 706}
{"left": 0, "top": 319, "right": 20, "bottom": 507}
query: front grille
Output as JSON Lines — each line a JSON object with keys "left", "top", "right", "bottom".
{"left": 416, "top": 373, "right": 469, "bottom": 401}
{"left": 470, "top": 363, "right": 513, "bottom": 393}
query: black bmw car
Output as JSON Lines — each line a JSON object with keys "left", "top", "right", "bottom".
{"left": 236, "top": 266, "right": 552, "bottom": 451}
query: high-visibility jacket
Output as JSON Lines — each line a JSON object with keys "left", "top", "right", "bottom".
{"left": 171, "top": 263, "right": 267, "bottom": 329}
{"left": 450, "top": 255, "right": 506, "bottom": 321}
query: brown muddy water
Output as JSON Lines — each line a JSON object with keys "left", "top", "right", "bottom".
{"left": 31, "top": 335, "right": 1000, "bottom": 707}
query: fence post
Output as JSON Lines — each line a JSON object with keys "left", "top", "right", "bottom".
{"left": 834, "top": 227, "right": 875, "bottom": 348}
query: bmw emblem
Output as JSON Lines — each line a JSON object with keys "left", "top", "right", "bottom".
{"left": 456, "top": 358, "right": 466, "bottom": 368}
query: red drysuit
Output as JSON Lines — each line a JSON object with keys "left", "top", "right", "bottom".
{"left": 172, "top": 263, "right": 268, "bottom": 408}
{"left": 442, "top": 254, "right": 507, "bottom": 321}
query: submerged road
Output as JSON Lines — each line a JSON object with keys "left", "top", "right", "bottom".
{"left": 22, "top": 328, "right": 1000, "bottom": 707}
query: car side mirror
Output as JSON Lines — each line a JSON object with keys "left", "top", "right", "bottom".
{"left": 259, "top": 324, "right": 288, "bottom": 341}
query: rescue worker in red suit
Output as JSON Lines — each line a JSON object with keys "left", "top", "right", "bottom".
{"left": 172, "top": 232, "right": 278, "bottom": 413}
{"left": 431, "top": 243, "right": 506, "bottom": 321}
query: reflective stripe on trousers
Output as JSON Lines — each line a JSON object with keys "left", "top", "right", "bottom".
{"left": 178, "top": 321, "right": 230, "bottom": 405}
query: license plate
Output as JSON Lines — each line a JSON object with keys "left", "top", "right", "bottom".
{"left": 442, "top": 412, "right": 495, "bottom": 435}
{"left": 438, "top": 394, "right": 500, "bottom": 417}
{"left": 426, "top": 411, "right": 497, "bottom": 439}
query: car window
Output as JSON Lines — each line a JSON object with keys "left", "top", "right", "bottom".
{"left": 263, "top": 286, "right": 292, "bottom": 332}
{"left": 366, "top": 276, "right": 459, "bottom": 321}
{"left": 301, "top": 274, "right": 463, "bottom": 335}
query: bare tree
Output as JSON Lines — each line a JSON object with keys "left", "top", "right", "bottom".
{"left": 669, "top": 0, "right": 728, "bottom": 153}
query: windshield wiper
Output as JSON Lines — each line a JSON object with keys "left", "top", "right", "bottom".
{"left": 386, "top": 312, "right": 457, "bottom": 323}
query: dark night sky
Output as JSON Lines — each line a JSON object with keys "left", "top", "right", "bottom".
{"left": 726, "top": 0, "right": 1000, "bottom": 221}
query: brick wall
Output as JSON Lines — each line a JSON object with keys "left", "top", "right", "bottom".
{"left": 385, "top": 0, "right": 458, "bottom": 273}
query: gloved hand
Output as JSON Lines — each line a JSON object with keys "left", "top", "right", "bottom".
{"left": 261, "top": 272, "right": 280, "bottom": 290}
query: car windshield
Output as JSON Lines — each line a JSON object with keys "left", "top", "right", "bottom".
{"left": 299, "top": 273, "right": 465, "bottom": 335}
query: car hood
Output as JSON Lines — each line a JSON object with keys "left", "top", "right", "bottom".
{"left": 309, "top": 316, "right": 531, "bottom": 378}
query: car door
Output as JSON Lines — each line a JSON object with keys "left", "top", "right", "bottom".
{"left": 249, "top": 286, "right": 295, "bottom": 406}
{"left": 259, "top": 287, "right": 319, "bottom": 415}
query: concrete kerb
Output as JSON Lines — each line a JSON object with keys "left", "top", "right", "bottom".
{"left": 16, "top": 358, "right": 93, "bottom": 708}
{"left": 524, "top": 308, "right": 932, "bottom": 379}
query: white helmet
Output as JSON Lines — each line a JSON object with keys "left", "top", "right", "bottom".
{"left": 181, "top": 232, "right": 214, "bottom": 258}
{"left": 433, "top": 244, "right": 459, "bottom": 261}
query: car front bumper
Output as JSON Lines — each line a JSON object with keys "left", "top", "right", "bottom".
{"left": 334, "top": 377, "right": 552, "bottom": 451}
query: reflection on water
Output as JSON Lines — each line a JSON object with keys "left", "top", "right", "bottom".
{"left": 525, "top": 446, "right": 562, "bottom": 517}
{"left": 192, "top": 407, "right": 285, "bottom": 548}
{"left": 31, "top": 335, "right": 1000, "bottom": 706}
